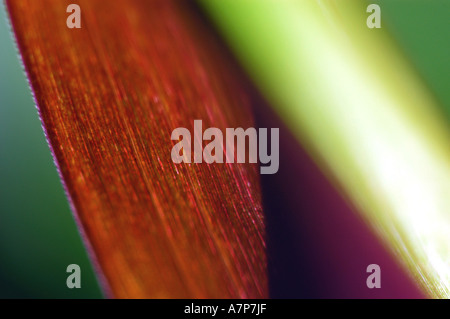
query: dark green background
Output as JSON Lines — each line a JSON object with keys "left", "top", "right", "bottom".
{"left": 375, "top": 0, "right": 450, "bottom": 118}
{"left": 0, "top": 1, "right": 448, "bottom": 298}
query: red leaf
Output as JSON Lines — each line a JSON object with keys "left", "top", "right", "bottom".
{"left": 6, "top": 0, "right": 266, "bottom": 298}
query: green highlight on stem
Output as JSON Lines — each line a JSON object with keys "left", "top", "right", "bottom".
{"left": 200, "top": 0, "right": 450, "bottom": 298}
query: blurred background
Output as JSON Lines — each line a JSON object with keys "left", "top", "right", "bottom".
{"left": 0, "top": 0, "right": 449, "bottom": 298}
{"left": 0, "top": 2, "right": 101, "bottom": 298}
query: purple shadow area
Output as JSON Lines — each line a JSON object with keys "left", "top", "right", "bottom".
{"left": 254, "top": 101, "right": 426, "bottom": 299}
